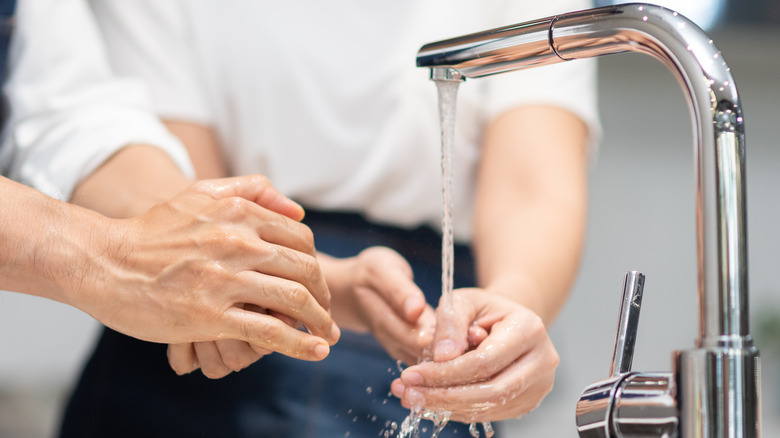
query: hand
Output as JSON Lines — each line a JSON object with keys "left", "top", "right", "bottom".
{"left": 390, "top": 289, "right": 559, "bottom": 422}
{"left": 324, "top": 246, "right": 435, "bottom": 366}
{"left": 168, "top": 307, "right": 298, "bottom": 378}
{"left": 73, "top": 175, "right": 340, "bottom": 366}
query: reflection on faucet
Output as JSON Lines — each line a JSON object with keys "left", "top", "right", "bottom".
{"left": 417, "top": 3, "right": 760, "bottom": 437}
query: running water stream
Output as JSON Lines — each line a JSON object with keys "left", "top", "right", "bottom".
{"left": 395, "top": 78, "right": 493, "bottom": 438}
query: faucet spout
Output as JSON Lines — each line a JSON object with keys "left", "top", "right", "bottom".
{"left": 417, "top": 3, "right": 759, "bottom": 437}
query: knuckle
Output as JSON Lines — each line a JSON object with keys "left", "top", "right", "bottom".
{"left": 259, "top": 318, "right": 283, "bottom": 341}
{"left": 249, "top": 174, "right": 271, "bottom": 188}
{"left": 296, "top": 224, "right": 316, "bottom": 253}
{"left": 191, "top": 179, "right": 210, "bottom": 194}
{"left": 286, "top": 284, "right": 310, "bottom": 311}
{"left": 223, "top": 196, "right": 249, "bottom": 219}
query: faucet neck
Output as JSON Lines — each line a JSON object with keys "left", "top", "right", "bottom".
{"left": 417, "top": 3, "right": 749, "bottom": 344}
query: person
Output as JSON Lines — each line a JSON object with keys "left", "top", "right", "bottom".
{"left": 56, "top": 0, "right": 599, "bottom": 437}
{"left": 0, "top": 0, "right": 339, "bottom": 361}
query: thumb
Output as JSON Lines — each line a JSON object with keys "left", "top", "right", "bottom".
{"left": 201, "top": 174, "right": 305, "bottom": 221}
{"left": 431, "top": 293, "right": 472, "bottom": 362}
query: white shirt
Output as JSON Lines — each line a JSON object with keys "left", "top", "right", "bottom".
{"left": 0, "top": 0, "right": 194, "bottom": 201}
{"left": 91, "top": 0, "right": 599, "bottom": 241}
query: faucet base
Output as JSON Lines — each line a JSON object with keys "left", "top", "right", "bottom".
{"left": 675, "top": 343, "right": 761, "bottom": 438}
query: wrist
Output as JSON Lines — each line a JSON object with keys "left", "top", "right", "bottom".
{"left": 318, "top": 253, "right": 367, "bottom": 332}
{"left": 483, "top": 273, "right": 549, "bottom": 323}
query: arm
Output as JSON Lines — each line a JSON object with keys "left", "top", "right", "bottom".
{"left": 0, "top": 176, "right": 117, "bottom": 300}
{"left": 392, "top": 106, "right": 590, "bottom": 422}
{"left": 474, "top": 105, "right": 588, "bottom": 323}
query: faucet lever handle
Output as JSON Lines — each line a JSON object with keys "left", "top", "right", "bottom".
{"left": 609, "top": 271, "right": 645, "bottom": 377}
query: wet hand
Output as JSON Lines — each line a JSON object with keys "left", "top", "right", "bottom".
{"left": 81, "top": 175, "right": 340, "bottom": 371}
{"left": 167, "top": 307, "right": 297, "bottom": 378}
{"left": 325, "top": 246, "right": 435, "bottom": 365}
{"left": 390, "top": 289, "right": 559, "bottom": 422}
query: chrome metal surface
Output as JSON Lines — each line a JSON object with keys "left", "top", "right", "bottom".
{"left": 576, "top": 375, "right": 625, "bottom": 438}
{"left": 613, "top": 373, "right": 678, "bottom": 437}
{"left": 429, "top": 67, "right": 465, "bottom": 82}
{"left": 417, "top": 3, "right": 760, "bottom": 436}
{"left": 611, "top": 271, "right": 645, "bottom": 377}
{"left": 576, "top": 373, "right": 678, "bottom": 438}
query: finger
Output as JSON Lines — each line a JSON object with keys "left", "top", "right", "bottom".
{"left": 250, "top": 344, "right": 273, "bottom": 356}
{"left": 215, "top": 339, "right": 264, "bottom": 372}
{"left": 468, "top": 324, "right": 489, "bottom": 348}
{"left": 225, "top": 308, "right": 332, "bottom": 361}
{"left": 167, "top": 343, "right": 199, "bottom": 375}
{"left": 402, "top": 313, "right": 545, "bottom": 387}
{"left": 363, "top": 249, "right": 427, "bottom": 323}
{"left": 268, "top": 309, "right": 299, "bottom": 328}
{"left": 199, "top": 174, "right": 305, "bottom": 221}
{"left": 243, "top": 307, "right": 284, "bottom": 355}
{"left": 214, "top": 196, "right": 315, "bottom": 256}
{"left": 229, "top": 238, "right": 331, "bottom": 313}
{"left": 357, "top": 286, "right": 435, "bottom": 364}
{"left": 431, "top": 293, "right": 474, "bottom": 362}
{"left": 397, "top": 354, "right": 556, "bottom": 422}
{"left": 236, "top": 271, "right": 338, "bottom": 344}
{"left": 193, "top": 341, "right": 233, "bottom": 379}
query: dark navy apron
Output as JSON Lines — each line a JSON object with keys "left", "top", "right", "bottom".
{"left": 0, "top": 0, "right": 16, "bottom": 126}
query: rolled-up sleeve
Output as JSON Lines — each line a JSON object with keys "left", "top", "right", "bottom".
{"left": 0, "top": 0, "right": 194, "bottom": 201}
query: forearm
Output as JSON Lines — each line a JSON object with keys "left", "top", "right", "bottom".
{"left": 0, "top": 176, "right": 116, "bottom": 305}
{"left": 71, "top": 143, "right": 193, "bottom": 218}
{"left": 473, "top": 106, "right": 589, "bottom": 325}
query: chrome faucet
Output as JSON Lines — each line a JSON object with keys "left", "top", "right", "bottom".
{"left": 416, "top": 3, "right": 760, "bottom": 437}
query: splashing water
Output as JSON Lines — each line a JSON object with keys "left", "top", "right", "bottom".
{"left": 467, "top": 422, "right": 495, "bottom": 438}
{"left": 398, "top": 407, "right": 452, "bottom": 438}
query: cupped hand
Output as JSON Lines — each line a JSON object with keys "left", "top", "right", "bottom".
{"left": 80, "top": 175, "right": 340, "bottom": 371}
{"left": 324, "top": 246, "right": 436, "bottom": 366}
{"left": 390, "top": 289, "right": 559, "bottom": 422}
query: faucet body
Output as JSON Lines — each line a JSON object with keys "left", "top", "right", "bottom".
{"left": 417, "top": 3, "right": 760, "bottom": 437}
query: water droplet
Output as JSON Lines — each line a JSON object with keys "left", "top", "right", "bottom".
{"left": 366, "top": 387, "right": 373, "bottom": 394}
{"left": 482, "top": 422, "right": 494, "bottom": 438}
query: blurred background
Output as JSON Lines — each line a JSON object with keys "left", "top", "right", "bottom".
{"left": 1, "top": 1, "right": 778, "bottom": 436}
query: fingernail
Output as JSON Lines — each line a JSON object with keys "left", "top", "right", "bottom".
{"left": 405, "top": 388, "right": 425, "bottom": 406}
{"left": 331, "top": 323, "right": 341, "bottom": 343}
{"left": 403, "top": 296, "right": 421, "bottom": 319}
{"left": 314, "top": 343, "right": 330, "bottom": 360}
{"left": 401, "top": 371, "right": 424, "bottom": 386}
{"left": 433, "top": 339, "right": 456, "bottom": 361}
